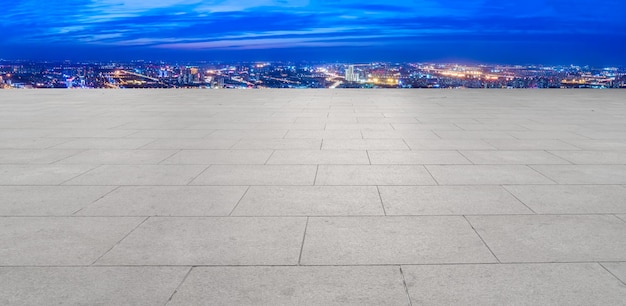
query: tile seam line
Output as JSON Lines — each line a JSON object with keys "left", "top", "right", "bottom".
{"left": 56, "top": 164, "right": 104, "bottom": 186}
{"left": 1, "top": 213, "right": 623, "bottom": 218}
{"left": 135, "top": 138, "right": 161, "bottom": 150}
{"left": 543, "top": 149, "right": 575, "bottom": 164}
{"left": 501, "top": 185, "right": 537, "bottom": 214}
{"left": 375, "top": 185, "right": 387, "bottom": 216}
{"left": 39, "top": 183, "right": 626, "bottom": 187}
{"left": 613, "top": 214, "right": 626, "bottom": 224}
{"left": 3, "top": 261, "right": 626, "bottom": 268}
{"left": 422, "top": 165, "right": 440, "bottom": 185}
{"left": 297, "top": 217, "right": 310, "bottom": 265}
{"left": 44, "top": 137, "right": 76, "bottom": 149}
{"left": 228, "top": 186, "right": 251, "bottom": 216}
{"left": 164, "top": 266, "right": 194, "bottom": 306}
{"left": 49, "top": 148, "right": 90, "bottom": 164}
{"left": 455, "top": 150, "right": 475, "bottom": 165}
{"left": 526, "top": 164, "right": 560, "bottom": 184}
{"left": 71, "top": 185, "right": 122, "bottom": 215}
{"left": 263, "top": 150, "right": 276, "bottom": 165}
{"left": 463, "top": 215, "right": 501, "bottom": 263}
{"left": 399, "top": 266, "right": 414, "bottom": 306}
{"left": 598, "top": 262, "right": 626, "bottom": 286}
{"left": 156, "top": 149, "right": 183, "bottom": 165}
{"left": 185, "top": 164, "right": 212, "bottom": 185}
{"left": 313, "top": 164, "right": 319, "bottom": 185}
{"left": 90, "top": 216, "right": 150, "bottom": 266}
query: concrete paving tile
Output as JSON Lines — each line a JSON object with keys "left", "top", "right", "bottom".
{"left": 294, "top": 117, "right": 341, "bottom": 124}
{"left": 484, "top": 139, "right": 580, "bottom": 150}
{"left": 207, "top": 129, "right": 288, "bottom": 139}
{"left": 284, "top": 130, "right": 362, "bottom": 139}
{"left": 325, "top": 123, "right": 391, "bottom": 130}
{"left": 369, "top": 150, "right": 470, "bottom": 165}
{"left": 460, "top": 150, "right": 570, "bottom": 164}
{"left": 115, "top": 121, "right": 196, "bottom": 130}
{"left": 0, "top": 138, "right": 69, "bottom": 149}
{"left": 379, "top": 186, "right": 532, "bottom": 215}
{"left": 3, "top": 88, "right": 626, "bottom": 303}
{"left": 57, "top": 149, "right": 177, "bottom": 164}
{"left": 44, "top": 129, "right": 137, "bottom": 138}
{"left": 64, "top": 165, "right": 206, "bottom": 185}
{"left": 233, "top": 186, "right": 383, "bottom": 216}
{"left": 51, "top": 138, "right": 155, "bottom": 149}
{"left": 531, "top": 165, "right": 626, "bottom": 184}
{"left": 140, "top": 138, "right": 239, "bottom": 149}
{"left": 361, "top": 130, "right": 438, "bottom": 139}
{"left": 577, "top": 130, "right": 626, "bottom": 140}
{"left": 301, "top": 216, "right": 497, "bottom": 265}
{"left": 467, "top": 215, "right": 626, "bottom": 262}
{"left": 426, "top": 165, "right": 555, "bottom": 185}
{"left": 191, "top": 165, "right": 316, "bottom": 185}
{"left": 126, "top": 129, "right": 213, "bottom": 138}
{"left": 0, "top": 217, "right": 144, "bottom": 265}
{"left": 168, "top": 266, "right": 407, "bottom": 306}
{"left": 392, "top": 123, "right": 461, "bottom": 130}
{"left": 162, "top": 150, "right": 273, "bottom": 164}
{"left": 434, "top": 131, "right": 516, "bottom": 139}
{"left": 504, "top": 185, "right": 626, "bottom": 214}
{"left": 0, "top": 149, "right": 82, "bottom": 164}
{"left": 321, "top": 139, "right": 409, "bottom": 150}
{"left": 78, "top": 186, "right": 247, "bottom": 216}
{"left": 0, "top": 267, "right": 188, "bottom": 306}
{"left": 358, "top": 117, "right": 418, "bottom": 123}
{"left": 0, "top": 165, "right": 95, "bottom": 185}
{"left": 185, "top": 123, "right": 257, "bottom": 130}
{"left": 231, "top": 138, "right": 322, "bottom": 150}
{"left": 97, "top": 217, "right": 306, "bottom": 265}
{"left": 404, "top": 139, "right": 496, "bottom": 150}
{"left": 549, "top": 150, "right": 626, "bottom": 164}
{"left": 403, "top": 263, "right": 626, "bottom": 306}
{"left": 455, "top": 123, "right": 528, "bottom": 131}
{"left": 267, "top": 150, "right": 370, "bottom": 164}
{"left": 0, "top": 186, "right": 115, "bottom": 216}
{"left": 562, "top": 139, "right": 626, "bottom": 150}
{"left": 602, "top": 262, "right": 626, "bottom": 284}
{"left": 316, "top": 165, "right": 436, "bottom": 185}
{"left": 519, "top": 123, "right": 585, "bottom": 131}
{"left": 508, "top": 131, "right": 589, "bottom": 140}
{"left": 0, "top": 129, "right": 55, "bottom": 138}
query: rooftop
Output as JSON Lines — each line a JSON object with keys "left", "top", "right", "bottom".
{"left": 1, "top": 89, "right": 625, "bottom": 305}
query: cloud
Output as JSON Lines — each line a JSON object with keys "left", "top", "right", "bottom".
{"left": 1, "top": 0, "right": 624, "bottom": 57}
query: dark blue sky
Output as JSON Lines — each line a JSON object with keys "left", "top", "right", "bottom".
{"left": 3, "top": 0, "right": 626, "bottom": 65}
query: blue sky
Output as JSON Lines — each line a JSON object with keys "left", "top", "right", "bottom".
{"left": 2, "top": 0, "right": 626, "bottom": 64}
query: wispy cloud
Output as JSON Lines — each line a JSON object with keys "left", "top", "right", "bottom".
{"left": 2, "top": 0, "right": 625, "bottom": 54}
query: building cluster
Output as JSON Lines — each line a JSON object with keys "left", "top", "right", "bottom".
{"left": 1, "top": 60, "right": 625, "bottom": 89}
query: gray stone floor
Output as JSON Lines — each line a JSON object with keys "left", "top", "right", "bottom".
{"left": 1, "top": 89, "right": 625, "bottom": 305}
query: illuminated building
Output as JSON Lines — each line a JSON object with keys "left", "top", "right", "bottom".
{"left": 345, "top": 65, "right": 359, "bottom": 82}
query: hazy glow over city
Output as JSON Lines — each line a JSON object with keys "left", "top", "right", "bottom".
{"left": 3, "top": 0, "right": 626, "bottom": 64}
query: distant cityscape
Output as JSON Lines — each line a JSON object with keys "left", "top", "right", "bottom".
{"left": 1, "top": 60, "right": 625, "bottom": 89}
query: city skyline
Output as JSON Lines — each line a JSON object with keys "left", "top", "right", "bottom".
{"left": 3, "top": 1, "right": 626, "bottom": 65}
{"left": 2, "top": 59, "right": 624, "bottom": 89}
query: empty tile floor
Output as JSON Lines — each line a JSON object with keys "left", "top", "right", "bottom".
{"left": 1, "top": 89, "right": 626, "bottom": 305}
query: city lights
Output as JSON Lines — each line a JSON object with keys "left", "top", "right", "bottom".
{"left": 0, "top": 60, "right": 623, "bottom": 89}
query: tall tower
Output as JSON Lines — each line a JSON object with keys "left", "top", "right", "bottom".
{"left": 345, "top": 65, "right": 356, "bottom": 82}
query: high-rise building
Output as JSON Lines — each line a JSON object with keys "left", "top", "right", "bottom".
{"left": 345, "top": 65, "right": 359, "bottom": 82}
